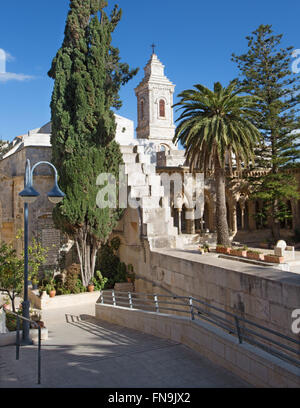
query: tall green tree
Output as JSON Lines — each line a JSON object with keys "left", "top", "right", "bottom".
{"left": 232, "top": 25, "right": 300, "bottom": 240}
{"left": 48, "top": 0, "right": 138, "bottom": 286}
{"left": 0, "top": 238, "right": 47, "bottom": 313}
{"left": 173, "top": 82, "right": 261, "bottom": 246}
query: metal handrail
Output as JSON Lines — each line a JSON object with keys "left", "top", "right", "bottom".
{"left": 98, "top": 290, "right": 300, "bottom": 368}
{"left": 2, "top": 308, "right": 42, "bottom": 385}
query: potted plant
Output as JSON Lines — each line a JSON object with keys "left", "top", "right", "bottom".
{"left": 231, "top": 246, "right": 248, "bottom": 257}
{"left": 46, "top": 283, "right": 56, "bottom": 298}
{"left": 216, "top": 245, "right": 231, "bottom": 255}
{"left": 247, "top": 250, "right": 265, "bottom": 261}
{"left": 31, "top": 278, "right": 39, "bottom": 290}
{"left": 264, "top": 254, "right": 284, "bottom": 264}
{"left": 87, "top": 282, "right": 95, "bottom": 292}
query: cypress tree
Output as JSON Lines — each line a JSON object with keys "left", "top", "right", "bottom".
{"left": 48, "top": 0, "right": 138, "bottom": 286}
{"left": 232, "top": 25, "right": 300, "bottom": 240}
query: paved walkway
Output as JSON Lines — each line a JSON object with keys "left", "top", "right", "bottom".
{"left": 0, "top": 303, "right": 250, "bottom": 388}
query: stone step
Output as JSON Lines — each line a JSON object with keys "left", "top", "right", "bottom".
{"left": 138, "top": 153, "right": 151, "bottom": 165}
{"left": 142, "top": 164, "right": 156, "bottom": 175}
{"left": 148, "top": 235, "right": 177, "bottom": 249}
{"left": 122, "top": 153, "right": 138, "bottom": 164}
{"left": 128, "top": 172, "right": 146, "bottom": 187}
{"left": 130, "top": 185, "right": 150, "bottom": 199}
{"left": 140, "top": 196, "right": 161, "bottom": 209}
{"left": 124, "top": 163, "right": 143, "bottom": 174}
{"left": 149, "top": 184, "right": 164, "bottom": 197}
{"left": 176, "top": 234, "right": 201, "bottom": 248}
{"left": 120, "top": 145, "right": 134, "bottom": 154}
{"left": 142, "top": 207, "right": 170, "bottom": 223}
{"left": 145, "top": 222, "right": 169, "bottom": 236}
{"left": 133, "top": 145, "right": 144, "bottom": 154}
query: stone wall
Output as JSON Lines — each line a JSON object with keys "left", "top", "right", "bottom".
{"left": 95, "top": 304, "right": 300, "bottom": 388}
{"left": 118, "top": 242, "right": 300, "bottom": 348}
{"left": 0, "top": 146, "right": 63, "bottom": 267}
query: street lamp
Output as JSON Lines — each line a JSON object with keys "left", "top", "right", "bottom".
{"left": 19, "top": 159, "right": 65, "bottom": 345}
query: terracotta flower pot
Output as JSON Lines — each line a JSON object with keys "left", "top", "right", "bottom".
{"left": 231, "top": 249, "right": 247, "bottom": 257}
{"left": 49, "top": 290, "right": 56, "bottom": 298}
{"left": 264, "top": 255, "right": 284, "bottom": 264}
{"left": 216, "top": 246, "right": 231, "bottom": 255}
{"left": 87, "top": 284, "right": 95, "bottom": 293}
{"left": 247, "top": 252, "right": 265, "bottom": 261}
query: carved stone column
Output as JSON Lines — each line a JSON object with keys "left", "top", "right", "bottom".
{"left": 232, "top": 202, "right": 238, "bottom": 233}
{"left": 185, "top": 209, "right": 195, "bottom": 234}
{"left": 177, "top": 209, "right": 182, "bottom": 235}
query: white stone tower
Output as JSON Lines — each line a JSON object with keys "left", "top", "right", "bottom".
{"left": 135, "top": 52, "right": 176, "bottom": 148}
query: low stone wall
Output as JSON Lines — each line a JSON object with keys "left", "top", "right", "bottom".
{"left": 131, "top": 249, "right": 300, "bottom": 345}
{"left": 95, "top": 303, "right": 300, "bottom": 388}
{"left": 28, "top": 290, "right": 101, "bottom": 310}
{"left": 0, "top": 328, "right": 48, "bottom": 346}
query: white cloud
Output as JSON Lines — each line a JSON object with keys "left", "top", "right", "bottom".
{"left": 0, "top": 48, "right": 33, "bottom": 82}
{"left": 4, "top": 51, "right": 15, "bottom": 62}
{"left": 0, "top": 72, "right": 34, "bottom": 82}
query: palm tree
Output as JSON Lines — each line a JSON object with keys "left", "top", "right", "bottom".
{"left": 173, "top": 81, "right": 261, "bottom": 246}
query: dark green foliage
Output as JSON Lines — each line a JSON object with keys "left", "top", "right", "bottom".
{"left": 5, "top": 312, "right": 23, "bottom": 332}
{"left": 232, "top": 25, "right": 300, "bottom": 239}
{"left": 96, "top": 240, "right": 127, "bottom": 288}
{"left": 294, "top": 228, "right": 300, "bottom": 243}
{"left": 54, "top": 274, "right": 64, "bottom": 287}
{"left": 48, "top": 0, "right": 138, "bottom": 285}
{"left": 64, "top": 263, "right": 81, "bottom": 293}
{"left": 91, "top": 271, "right": 108, "bottom": 291}
{"left": 0, "top": 242, "right": 24, "bottom": 313}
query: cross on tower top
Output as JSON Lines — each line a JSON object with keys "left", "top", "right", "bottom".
{"left": 151, "top": 43, "right": 156, "bottom": 55}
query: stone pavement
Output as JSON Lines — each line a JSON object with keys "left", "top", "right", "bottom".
{"left": 0, "top": 303, "right": 251, "bottom": 388}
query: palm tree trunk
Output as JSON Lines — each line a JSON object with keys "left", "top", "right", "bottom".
{"left": 215, "top": 158, "right": 231, "bottom": 246}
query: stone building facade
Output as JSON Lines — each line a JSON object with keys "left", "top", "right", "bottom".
{"left": 0, "top": 52, "right": 299, "bottom": 269}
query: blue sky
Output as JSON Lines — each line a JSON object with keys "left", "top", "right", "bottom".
{"left": 0, "top": 0, "right": 299, "bottom": 141}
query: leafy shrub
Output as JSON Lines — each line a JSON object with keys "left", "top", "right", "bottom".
{"left": 5, "top": 312, "right": 23, "bottom": 332}
{"left": 110, "top": 237, "right": 121, "bottom": 251}
{"left": 54, "top": 274, "right": 64, "bottom": 287}
{"left": 96, "top": 241, "right": 128, "bottom": 288}
{"left": 64, "top": 264, "right": 81, "bottom": 293}
{"left": 92, "top": 271, "right": 108, "bottom": 291}
{"left": 74, "top": 279, "right": 87, "bottom": 294}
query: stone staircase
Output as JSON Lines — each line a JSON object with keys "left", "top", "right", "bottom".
{"left": 120, "top": 145, "right": 179, "bottom": 249}
{"left": 176, "top": 234, "right": 201, "bottom": 249}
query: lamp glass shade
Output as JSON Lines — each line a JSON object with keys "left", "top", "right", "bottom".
{"left": 19, "top": 186, "right": 40, "bottom": 203}
{"left": 47, "top": 184, "right": 65, "bottom": 204}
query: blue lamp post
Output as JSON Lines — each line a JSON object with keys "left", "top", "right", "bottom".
{"left": 19, "top": 159, "right": 65, "bottom": 345}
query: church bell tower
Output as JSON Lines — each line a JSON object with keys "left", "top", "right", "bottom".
{"left": 135, "top": 51, "right": 176, "bottom": 146}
